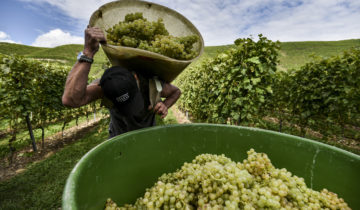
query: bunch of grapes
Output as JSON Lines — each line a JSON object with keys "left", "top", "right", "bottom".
{"left": 105, "top": 149, "right": 350, "bottom": 210}
{"left": 106, "top": 12, "right": 199, "bottom": 60}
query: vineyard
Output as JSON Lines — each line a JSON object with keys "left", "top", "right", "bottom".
{"left": 176, "top": 35, "right": 360, "bottom": 154}
{"left": 0, "top": 53, "right": 104, "bottom": 160}
{"left": 0, "top": 38, "right": 359, "bottom": 161}
{"left": 0, "top": 37, "right": 359, "bottom": 209}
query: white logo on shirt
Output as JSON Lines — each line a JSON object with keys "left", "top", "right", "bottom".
{"left": 116, "top": 93, "right": 129, "bottom": 103}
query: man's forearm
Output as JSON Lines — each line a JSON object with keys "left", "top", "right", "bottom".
{"left": 62, "top": 26, "right": 106, "bottom": 107}
{"left": 62, "top": 62, "right": 92, "bottom": 107}
{"left": 163, "top": 88, "right": 181, "bottom": 108}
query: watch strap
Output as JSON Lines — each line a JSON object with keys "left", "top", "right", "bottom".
{"left": 77, "top": 52, "right": 94, "bottom": 64}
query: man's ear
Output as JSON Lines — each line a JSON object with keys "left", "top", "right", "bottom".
{"left": 133, "top": 73, "right": 139, "bottom": 81}
{"left": 132, "top": 73, "right": 140, "bottom": 89}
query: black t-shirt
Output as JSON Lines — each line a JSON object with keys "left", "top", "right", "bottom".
{"left": 107, "top": 74, "right": 156, "bottom": 138}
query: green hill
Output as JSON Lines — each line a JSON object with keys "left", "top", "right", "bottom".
{"left": 278, "top": 39, "right": 360, "bottom": 70}
{"left": 26, "top": 44, "right": 84, "bottom": 62}
{"left": 1, "top": 39, "right": 359, "bottom": 75}
{"left": 0, "top": 42, "right": 47, "bottom": 56}
{"left": 0, "top": 43, "right": 108, "bottom": 78}
{"left": 203, "top": 45, "right": 233, "bottom": 57}
{"left": 204, "top": 39, "right": 360, "bottom": 70}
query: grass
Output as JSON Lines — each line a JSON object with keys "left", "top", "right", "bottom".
{"left": 25, "top": 44, "right": 109, "bottom": 79}
{"left": 278, "top": 39, "right": 360, "bottom": 70}
{"left": 26, "top": 44, "right": 83, "bottom": 62}
{"left": 0, "top": 103, "right": 177, "bottom": 159}
{"left": 2, "top": 39, "right": 359, "bottom": 78}
{"left": 0, "top": 42, "right": 109, "bottom": 79}
{"left": 202, "top": 39, "right": 360, "bottom": 70}
{"left": 0, "top": 114, "right": 103, "bottom": 159}
{"left": 0, "top": 111, "right": 178, "bottom": 209}
{"left": 0, "top": 42, "right": 47, "bottom": 56}
{"left": 261, "top": 119, "right": 360, "bottom": 156}
{"left": 203, "top": 45, "right": 233, "bottom": 58}
{"left": 0, "top": 119, "right": 109, "bottom": 210}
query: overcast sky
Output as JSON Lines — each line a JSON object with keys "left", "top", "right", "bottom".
{"left": 0, "top": 0, "right": 359, "bottom": 47}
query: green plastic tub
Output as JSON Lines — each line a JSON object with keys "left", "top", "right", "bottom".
{"left": 62, "top": 124, "right": 360, "bottom": 209}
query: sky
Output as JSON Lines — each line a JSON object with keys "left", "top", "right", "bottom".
{"left": 0, "top": 0, "right": 359, "bottom": 47}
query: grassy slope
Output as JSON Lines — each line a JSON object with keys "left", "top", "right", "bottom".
{"left": 0, "top": 42, "right": 47, "bottom": 56}
{"left": 0, "top": 120, "right": 109, "bottom": 209}
{"left": 204, "top": 39, "right": 360, "bottom": 70}
{"left": 278, "top": 39, "right": 360, "bottom": 70}
{"left": 203, "top": 45, "right": 233, "bottom": 57}
{"left": 0, "top": 115, "right": 94, "bottom": 159}
{"left": 26, "top": 44, "right": 83, "bottom": 62}
{"left": 0, "top": 43, "right": 108, "bottom": 78}
{"left": 1, "top": 39, "right": 359, "bottom": 76}
{"left": 0, "top": 109, "right": 178, "bottom": 209}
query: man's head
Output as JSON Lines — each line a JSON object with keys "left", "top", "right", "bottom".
{"left": 100, "top": 66, "right": 139, "bottom": 110}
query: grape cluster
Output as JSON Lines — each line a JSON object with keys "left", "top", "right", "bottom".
{"left": 106, "top": 12, "right": 199, "bottom": 60}
{"left": 105, "top": 149, "right": 350, "bottom": 210}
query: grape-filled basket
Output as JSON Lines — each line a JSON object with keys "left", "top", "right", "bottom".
{"left": 62, "top": 124, "right": 360, "bottom": 209}
{"left": 89, "top": 0, "right": 204, "bottom": 82}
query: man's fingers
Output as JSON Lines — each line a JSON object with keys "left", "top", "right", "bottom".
{"left": 90, "top": 30, "right": 103, "bottom": 36}
{"left": 156, "top": 107, "right": 162, "bottom": 114}
{"left": 161, "top": 110, "right": 168, "bottom": 118}
{"left": 157, "top": 107, "right": 164, "bottom": 114}
{"left": 88, "top": 32, "right": 103, "bottom": 37}
{"left": 153, "top": 103, "right": 161, "bottom": 111}
{"left": 87, "top": 26, "right": 100, "bottom": 30}
{"left": 87, "top": 28, "right": 104, "bottom": 35}
{"left": 153, "top": 102, "right": 168, "bottom": 118}
{"left": 88, "top": 34, "right": 106, "bottom": 43}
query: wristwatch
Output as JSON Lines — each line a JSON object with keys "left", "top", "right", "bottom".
{"left": 77, "top": 51, "right": 94, "bottom": 64}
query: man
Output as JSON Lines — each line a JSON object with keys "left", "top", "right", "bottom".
{"left": 62, "top": 26, "right": 181, "bottom": 137}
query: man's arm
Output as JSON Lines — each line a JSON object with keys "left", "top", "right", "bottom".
{"left": 153, "top": 83, "right": 181, "bottom": 118}
{"left": 62, "top": 27, "right": 106, "bottom": 107}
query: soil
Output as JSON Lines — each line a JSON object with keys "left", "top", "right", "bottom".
{"left": 0, "top": 118, "right": 103, "bottom": 182}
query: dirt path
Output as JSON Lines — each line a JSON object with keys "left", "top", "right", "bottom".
{"left": 0, "top": 117, "right": 104, "bottom": 182}
{"left": 171, "top": 105, "right": 191, "bottom": 124}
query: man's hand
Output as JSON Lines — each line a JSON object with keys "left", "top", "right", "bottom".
{"left": 150, "top": 102, "right": 168, "bottom": 118}
{"left": 62, "top": 26, "right": 105, "bottom": 108}
{"left": 83, "top": 26, "right": 106, "bottom": 58}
